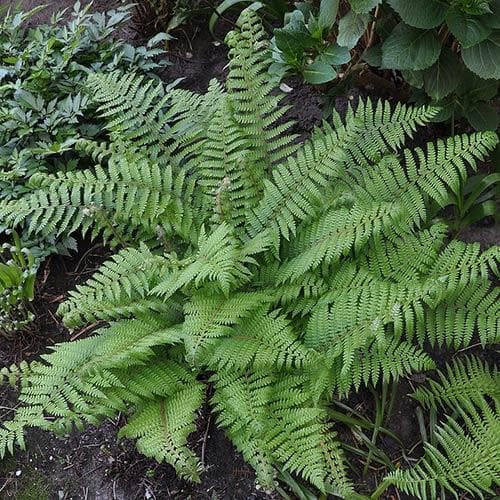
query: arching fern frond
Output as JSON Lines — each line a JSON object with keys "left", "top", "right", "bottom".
{"left": 182, "top": 289, "right": 273, "bottom": 362}
{"left": 212, "top": 370, "right": 353, "bottom": 496}
{"left": 118, "top": 363, "right": 204, "bottom": 482}
{"left": 334, "top": 338, "right": 435, "bottom": 396}
{"left": 58, "top": 244, "right": 178, "bottom": 328}
{"left": 412, "top": 356, "right": 499, "bottom": 411}
{"left": 206, "top": 308, "right": 314, "bottom": 370}
{"left": 152, "top": 223, "right": 252, "bottom": 299}
{"left": 385, "top": 397, "right": 500, "bottom": 500}
{"left": 0, "top": 153, "right": 193, "bottom": 244}
{"left": 247, "top": 101, "right": 438, "bottom": 241}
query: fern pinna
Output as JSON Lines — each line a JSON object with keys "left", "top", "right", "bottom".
{"left": 0, "top": 10, "right": 499, "bottom": 498}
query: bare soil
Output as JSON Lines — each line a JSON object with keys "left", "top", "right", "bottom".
{"left": 0, "top": 1, "right": 498, "bottom": 499}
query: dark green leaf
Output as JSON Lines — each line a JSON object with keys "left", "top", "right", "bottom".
{"left": 462, "top": 31, "right": 500, "bottom": 79}
{"left": 428, "top": 101, "right": 456, "bottom": 122}
{"left": 422, "top": 49, "right": 462, "bottom": 100}
{"left": 445, "top": 10, "right": 492, "bottom": 48}
{"left": 456, "top": 68, "right": 498, "bottom": 100}
{"left": 468, "top": 102, "right": 499, "bottom": 131}
{"left": 348, "top": 0, "right": 381, "bottom": 14}
{"left": 382, "top": 23, "right": 441, "bottom": 70}
{"left": 303, "top": 61, "right": 337, "bottom": 84}
{"left": 462, "top": 173, "right": 500, "bottom": 212}
{"left": 337, "top": 11, "right": 371, "bottom": 49}
{"left": 485, "top": 0, "right": 500, "bottom": 28}
{"left": 401, "top": 69, "right": 424, "bottom": 88}
{"left": 318, "top": 0, "right": 339, "bottom": 29}
{"left": 388, "top": 0, "right": 448, "bottom": 29}
{"left": 460, "top": 201, "right": 497, "bottom": 227}
{"left": 363, "top": 45, "right": 382, "bottom": 66}
{"left": 275, "top": 11, "right": 313, "bottom": 63}
{"left": 317, "top": 43, "right": 351, "bottom": 66}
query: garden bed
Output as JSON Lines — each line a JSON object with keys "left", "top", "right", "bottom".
{"left": 0, "top": 1, "right": 498, "bottom": 499}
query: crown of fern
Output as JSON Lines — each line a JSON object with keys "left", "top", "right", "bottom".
{"left": 0, "top": 9, "right": 499, "bottom": 498}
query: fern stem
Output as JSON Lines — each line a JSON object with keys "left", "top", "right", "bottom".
{"left": 363, "top": 383, "right": 388, "bottom": 476}
{"left": 370, "top": 479, "right": 392, "bottom": 500}
{"left": 385, "top": 379, "right": 398, "bottom": 423}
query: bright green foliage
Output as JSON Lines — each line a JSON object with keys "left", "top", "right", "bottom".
{"left": 0, "top": 232, "right": 36, "bottom": 336}
{"left": 412, "top": 355, "right": 500, "bottom": 411}
{"left": 0, "top": 10, "right": 499, "bottom": 498}
{"left": 385, "top": 356, "right": 499, "bottom": 499}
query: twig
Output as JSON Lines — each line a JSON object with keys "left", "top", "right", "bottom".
{"left": 201, "top": 414, "right": 212, "bottom": 469}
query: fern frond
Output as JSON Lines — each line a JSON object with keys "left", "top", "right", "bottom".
{"left": 212, "top": 370, "right": 353, "bottom": 495}
{"left": 182, "top": 289, "right": 273, "bottom": 362}
{"left": 360, "top": 223, "right": 449, "bottom": 282}
{"left": 304, "top": 273, "right": 445, "bottom": 373}
{"left": 412, "top": 356, "right": 499, "bottom": 411}
{"left": 198, "top": 97, "right": 265, "bottom": 228}
{"left": 225, "top": 10, "right": 297, "bottom": 167}
{"left": 58, "top": 244, "right": 178, "bottom": 328}
{"left": 119, "top": 364, "right": 204, "bottom": 482}
{"left": 0, "top": 317, "right": 183, "bottom": 455}
{"left": 152, "top": 223, "right": 252, "bottom": 299}
{"left": 333, "top": 338, "right": 435, "bottom": 396}
{"left": 247, "top": 101, "right": 437, "bottom": 241}
{"left": 386, "top": 399, "right": 500, "bottom": 499}
{"left": 206, "top": 308, "right": 313, "bottom": 370}
{"left": 0, "top": 153, "right": 192, "bottom": 244}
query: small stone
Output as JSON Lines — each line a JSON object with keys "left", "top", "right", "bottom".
{"left": 279, "top": 83, "right": 293, "bottom": 93}
{"left": 15, "top": 470, "right": 22, "bottom": 477}
{"left": 185, "top": 52, "right": 193, "bottom": 59}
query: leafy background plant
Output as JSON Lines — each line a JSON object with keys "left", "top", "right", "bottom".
{"left": 270, "top": 1, "right": 352, "bottom": 84}
{"left": 0, "top": 231, "right": 36, "bottom": 337}
{"left": 0, "top": 1, "right": 167, "bottom": 247}
{"left": 134, "top": 0, "right": 207, "bottom": 36}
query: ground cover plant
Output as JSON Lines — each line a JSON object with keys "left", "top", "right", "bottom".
{"left": 0, "top": 8, "right": 498, "bottom": 499}
{"left": 0, "top": 1, "right": 168, "bottom": 254}
{"left": 0, "top": 232, "right": 36, "bottom": 337}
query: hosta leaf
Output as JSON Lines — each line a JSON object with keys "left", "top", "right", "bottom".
{"left": 388, "top": 0, "right": 448, "bottom": 29}
{"left": 422, "top": 49, "right": 462, "bottom": 100}
{"left": 275, "top": 10, "right": 313, "bottom": 63}
{"left": 363, "top": 45, "right": 382, "bottom": 66}
{"left": 348, "top": 0, "right": 380, "bottom": 14}
{"left": 382, "top": 23, "right": 441, "bottom": 70}
{"left": 337, "top": 11, "right": 371, "bottom": 49}
{"left": 445, "top": 9, "right": 492, "bottom": 48}
{"left": 468, "top": 102, "right": 500, "bottom": 131}
{"left": 318, "top": 0, "right": 339, "bottom": 29}
{"left": 303, "top": 61, "right": 337, "bottom": 84}
{"left": 317, "top": 43, "right": 351, "bottom": 66}
{"left": 462, "top": 32, "right": 500, "bottom": 79}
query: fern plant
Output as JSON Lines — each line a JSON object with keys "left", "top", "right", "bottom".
{"left": 0, "top": 10, "right": 499, "bottom": 498}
